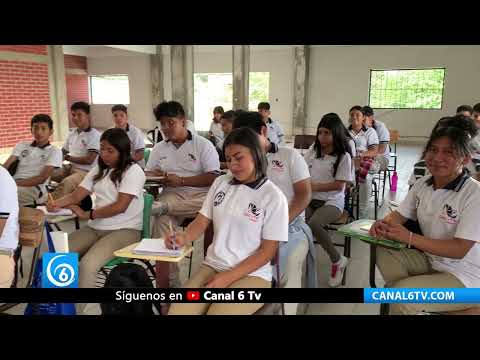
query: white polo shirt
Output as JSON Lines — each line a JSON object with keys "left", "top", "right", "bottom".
{"left": 145, "top": 131, "right": 220, "bottom": 194}
{"left": 111, "top": 124, "right": 146, "bottom": 168}
{"left": 398, "top": 172, "right": 480, "bottom": 288}
{"left": 200, "top": 174, "right": 289, "bottom": 282}
{"left": 471, "top": 133, "right": 480, "bottom": 161}
{"left": 304, "top": 146, "right": 353, "bottom": 211}
{"left": 266, "top": 143, "right": 310, "bottom": 218}
{"left": 12, "top": 141, "right": 63, "bottom": 189}
{"left": 0, "top": 166, "right": 19, "bottom": 251}
{"left": 209, "top": 121, "right": 224, "bottom": 143}
{"left": 266, "top": 118, "right": 285, "bottom": 146}
{"left": 80, "top": 163, "right": 146, "bottom": 231}
{"left": 63, "top": 127, "right": 101, "bottom": 172}
{"left": 371, "top": 120, "right": 390, "bottom": 160}
{"left": 349, "top": 126, "right": 379, "bottom": 153}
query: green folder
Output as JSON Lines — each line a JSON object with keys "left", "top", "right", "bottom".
{"left": 337, "top": 219, "right": 406, "bottom": 250}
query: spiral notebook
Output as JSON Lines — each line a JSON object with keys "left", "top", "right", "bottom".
{"left": 132, "top": 238, "right": 183, "bottom": 257}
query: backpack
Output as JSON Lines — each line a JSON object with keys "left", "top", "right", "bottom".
{"left": 101, "top": 263, "right": 158, "bottom": 315}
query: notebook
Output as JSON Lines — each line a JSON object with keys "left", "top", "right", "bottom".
{"left": 133, "top": 238, "right": 183, "bottom": 257}
{"left": 146, "top": 176, "right": 166, "bottom": 182}
{"left": 337, "top": 219, "right": 406, "bottom": 250}
{"left": 37, "top": 206, "right": 73, "bottom": 216}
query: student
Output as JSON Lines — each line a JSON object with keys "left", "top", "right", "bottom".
{"left": 218, "top": 110, "right": 236, "bottom": 169}
{"left": 233, "top": 111, "right": 317, "bottom": 313}
{"left": 471, "top": 103, "right": 480, "bottom": 160}
{"left": 2, "top": 114, "right": 62, "bottom": 207}
{"left": 167, "top": 127, "right": 289, "bottom": 315}
{"left": 371, "top": 117, "right": 480, "bottom": 315}
{"left": 0, "top": 166, "right": 19, "bottom": 288}
{"left": 456, "top": 104, "right": 473, "bottom": 119}
{"left": 208, "top": 106, "right": 225, "bottom": 146}
{"left": 47, "top": 128, "right": 145, "bottom": 292}
{"left": 258, "top": 102, "right": 285, "bottom": 146}
{"left": 304, "top": 113, "right": 353, "bottom": 287}
{"left": 52, "top": 102, "right": 101, "bottom": 199}
{"left": 362, "top": 106, "right": 390, "bottom": 171}
{"left": 111, "top": 104, "right": 146, "bottom": 168}
{"left": 348, "top": 105, "right": 379, "bottom": 212}
{"left": 145, "top": 101, "right": 220, "bottom": 286}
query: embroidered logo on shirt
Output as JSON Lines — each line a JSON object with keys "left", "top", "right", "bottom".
{"left": 187, "top": 153, "right": 197, "bottom": 161}
{"left": 81, "top": 139, "right": 87, "bottom": 147}
{"left": 245, "top": 202, "right": 261, "bottom": 222}
{"left": 439, "top": 203, "right": 458, "bottom": 224}
{"left": 40, "top": 154, "right": 48, "bottom": 161}
{"left": 214, "top": 191, "right": 225, "bottom": 206}
{"left": 271, "top": 160, "right": 285, "bottom": 171}
{"left": 21, "top": 149, "right": 29, "bottom": 158}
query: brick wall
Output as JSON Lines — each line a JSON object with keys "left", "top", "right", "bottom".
{"left": 0, "top": 45, "right": 51, "bottom": 148}
{"left": 64, "top": 55, "right": 89, "bottom": 127}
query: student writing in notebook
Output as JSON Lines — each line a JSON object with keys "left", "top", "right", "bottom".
{"left": 47, "top": 129, "right": 145, "bottom": 302}
{"left": 166, "top": 127, "right": 288, "bottom": 315}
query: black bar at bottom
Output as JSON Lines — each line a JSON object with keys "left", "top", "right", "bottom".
{"left": 0, "top": 288, "right": 364, "bottom": 304}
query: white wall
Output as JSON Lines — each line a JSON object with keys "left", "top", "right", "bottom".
{"left": 307, "top": 45, "right": 480, "bottom": 140}
{"left": 87, "top": 55, "right": 155, "bottom": 131}
{"left": 194, "top": 47, "right": 295, "bottom": 135}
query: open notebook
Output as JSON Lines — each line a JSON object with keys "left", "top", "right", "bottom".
{"left": 37, "top": 206, "right": 73, "bottom": 216}
{"left": 133, "top": 238, "right": 183, "bottom": 257}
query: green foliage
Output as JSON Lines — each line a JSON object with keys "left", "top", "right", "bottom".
{"left": 369, "top": 69, "right": 445, "bottom": 109}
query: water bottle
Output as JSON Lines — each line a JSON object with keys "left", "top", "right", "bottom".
{"left": 390, "top": 171, "right": 398, "bottom": 192}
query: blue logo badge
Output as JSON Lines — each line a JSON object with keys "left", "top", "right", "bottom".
{"left": 42, "top": 253, "right": 78, "bottom": 288}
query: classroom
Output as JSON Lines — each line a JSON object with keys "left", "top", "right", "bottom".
{"left": 0, "top": 45, "right": 479, "bottom": 316}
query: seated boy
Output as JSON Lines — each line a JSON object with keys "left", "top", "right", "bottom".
{"left": 2, "top": 114, "right": 62, "bottom": 206}
{"left": 51, "top": 102, "right": 100, "bottom": 199}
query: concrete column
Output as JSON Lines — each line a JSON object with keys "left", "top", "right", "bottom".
{"left": 170, "top": 45, "right": 194, "bottom": 121}
{"left": 232, "top": 45, "right": 250, "bottom": 110}
{"left": 47, "top": 45, "right": 69, "bottom": 142}
{"left": 292, "top": 45, "right": 310, "bottom": 135}
{"left": 150, "top": 45, "right": 164, "bottom": 127}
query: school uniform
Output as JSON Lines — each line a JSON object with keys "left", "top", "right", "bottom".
{"left": 168, "top": 173, "right": 288, "bottom": 315}
{"left": 409, "top": 159, "right": 480, "bottom": 187}
{"left": 209, "top": 121, "right": 224, "bottom": 145}
{"left": 265, "top": 143, "right": 317, "bottom": 298}
{"left": 68, "top": 163, "right": 145, "bottom": 290}
{"left": 349, "top": 125, "right": 379, "bottom": 208}
{"left": 52, "top": 127, "right": 101, "bottom": 199}
{"left": 304, "top": 146, "right": 353, "bottom": 264}
{"left": 369, "top": 120, "right": 390, "bottom": 170}
{"left": 266, "top": 118, "right": 285, "bottom": 146}
{"left": 377, "top": 171, "right": 480, "bottom": 314}
{"left": 118, "top": 123, "right": 146, "bottom": 168}
{"left": 146, "top": 130, "right": 220, "bottom": 241}
{"left": 11, "top": 141, "right": 62, "bottom": 206}
{"left": 0, "top": 166, "right": 19, "bottom": 288}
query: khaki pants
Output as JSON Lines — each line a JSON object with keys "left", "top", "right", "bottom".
{"left": 0, "top": 254, "right": 14, "bottom": 288}
{"left": 68, "top": 226, "right": 141, "bottom": 289}
{"left": 168, "top": 264, "right": 271, "bottom": 315}
{"left": 51, "top": 165, "right": 88, "bottom": 199}
{"left": 17, "top": 186, "right": 47, "bottom": 207}
{"left": 377, "top": 247, "right": 474, "bottom": 314}
{"left": 152, "top": 190, "right": 207, "bottom": 288}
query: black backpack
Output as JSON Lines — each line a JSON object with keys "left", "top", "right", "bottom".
{"left": 101, "top": 263, "right": 158, "bottom": 315}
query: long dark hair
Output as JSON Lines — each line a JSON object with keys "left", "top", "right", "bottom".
{"left": 222, "top": 127, "right": 268, "bottom": 181}
{"left": 313, "top": 113, "right": 353, "bottom": 177}
{"left": 94, "top": 128, "right": 134, "bottom": 185}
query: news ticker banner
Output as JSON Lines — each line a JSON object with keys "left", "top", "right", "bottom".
{"left": 1, "top": 288, "right": 480, "bottom": 304}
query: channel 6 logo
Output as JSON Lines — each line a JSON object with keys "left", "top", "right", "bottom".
{"left": 41, "top": 253, "right": 78, "bottom": 288}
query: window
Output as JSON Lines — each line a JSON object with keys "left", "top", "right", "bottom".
{"left": 89, "top": 74, "right": 130, "bottom": 104}
{"left": 193, "top": 72, "right": 270, "bottom": 132}
{"left": 369, "top": 68, "right": 445, "bottom": 109}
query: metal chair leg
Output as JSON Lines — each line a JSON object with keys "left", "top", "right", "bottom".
{"left": 369, "top": 245, "right": 377, "bottom": 288}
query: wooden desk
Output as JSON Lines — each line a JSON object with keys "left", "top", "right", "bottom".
{"left": 114, "top": 242, "right": 193, "bottom": 288}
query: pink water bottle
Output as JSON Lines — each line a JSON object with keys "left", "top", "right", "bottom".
{"left": 390, "top": 171, "right": 398, "bottom": 192}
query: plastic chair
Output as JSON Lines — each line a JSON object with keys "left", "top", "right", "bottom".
{"left": 293, "top": 135, "right": 316, "bottom": 155}
{"left": 253, "top": 249, "right": 285, "bottom": 315}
